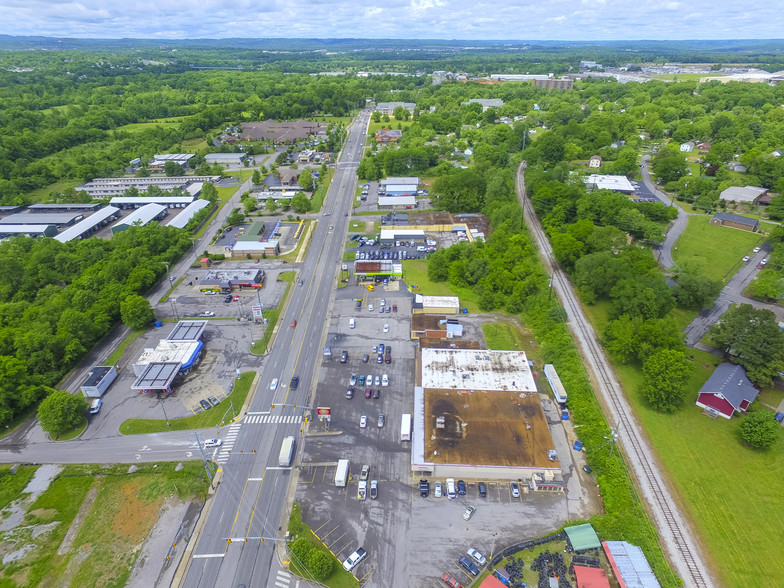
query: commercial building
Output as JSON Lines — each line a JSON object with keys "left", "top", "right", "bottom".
{"left": 54, "top": 206, "right": 121, "bottom": 242}
{"left": 584, "top": 174, "right": 636, "bottom": 194}
{"left": 412, "top": 294, "right": 460, "bottom": 315}
{"left": 0, "top": 224, "right": 58, "bottom": 239}
{"left": 375, "top": 129, "right": 402, "bottom": 143}
{"left": 166, "top": 320, "right": 208, "bottom": 343}
{"left": 80, "top": 366, "right": 118, "bottom": 398}
{"left": 132, "top": 320, "right": 207, "bottom": 386}
{"left": 166, "top": 199, "right": 211, "bottom": 229}
{"left": 229, "top": 240, "right": 280, "bottom": 257}
{"left": 110, "top": 204, "right": 167, "bottom": 234}
{"left": 77, "top": 176, "right": 220, "bottom": 199}
{"left": 719, "top": 185, "right": 769, "bottom": 204}
{"left": 378, "top": 195, "right": 417, "bottom": 209}
{"left": 463, "top": 98, "right": 505, "bottom": 111}
{"left": 375, "top": 102, "right": 416, "bottom": 116}
{"left": 28, "top": 203, "right": 101, "bottom": 213}
{"left": 0, "top": 205, "right": 25, "bottom": 215}
{"left": 353, "top": 260, "right": 403, "bottom": 280}
{"left": 602, "top": 541, "right": 661, "bottom": 588}
{"left": 709, "top": 212, "right": 759, "bottom": 232}
{"left": 379, "top": 228, "right": 426, "bottom": 245}
{"left": 131, "top": 362, "right": 181, "bottom": 395}
{"left": 109, "top": 196, "right": 196, "bottom": 210}
{"left": 411, "top": 348, "right": 561, "bottom": 481}
{"left": 380, "top": 176, "right": 420, "bottom": 187}
{"left": 410, "top": 315, "right": 463, "bottom": 339}
{"left": 0, "top": 212, "right": 84, "bottom": 227}
{"left": 149, "top": 153, "right": 195, "bottom": 171}
{"left": 531, "top": 77, "right": 574, "bottom": 91}
{"left": 200, "top": 269, "right": 265, "bottom": 291}
{"left": 205, "top": 153, "right": 247, "bottom": 165}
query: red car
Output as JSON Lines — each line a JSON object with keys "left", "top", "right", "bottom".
{"left": 233, "top": 295, "right": 240, "bottom": 301}
{"left": 291, "top": 319, "right": 297, "bottom": 328}
{"left": 365, "top": 388, "right": 372, "bottom": 398}
{"left": 441, "top": 573, "right": 463, "bottom": 588}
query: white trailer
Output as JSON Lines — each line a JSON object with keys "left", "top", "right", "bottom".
{"left": 335, "top": 459, "right": 350, "bottom": 487}
{"left": 400, "top": 413, "right": 412, "bottom": 441}
{"left": 544, "top": 364, "right": 568, "bottom": 404}
{"left": 278, "top": 435, "right": 296, "bottom": 467}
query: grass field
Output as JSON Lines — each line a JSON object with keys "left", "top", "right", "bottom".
{"left": 115, "top": 119, "right": 182, "bottom": 133}
{"left": 0, "top": 465, "right": 38, "bottom": 511}
{"left": 0, "top": 462, "right": 208, "bottom": 588}
{"left": 582, "top": 296, "right": 784, "bottom": 586}
{"left": 311, "top": 168, "right": 334, "bottom": 212}
{"left": 120, "top": 371, "right": 255, "bottom": 434}
{"left": 367, "top": 120, "right": 414, "bottom": 137}
{"left": 672, "top": 215, "right": 761, "bottom": 281}
{"left": 401, "top": 260, "right": 479, "bottom": 312}
{"left": 25, "top": 179, "right": 83, "bottom": 202}
{"left": 251, "top": 271, "right": 296, "bottom": 354}
{"left": 652, "top": 73, "right": 719, "bottom": 81}
{"left": 287, "top": 503, "right": 358, "bottom": 588}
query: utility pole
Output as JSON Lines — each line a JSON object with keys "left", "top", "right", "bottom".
{"left": 194, "top": 432, "right": 214, "bottom": 487}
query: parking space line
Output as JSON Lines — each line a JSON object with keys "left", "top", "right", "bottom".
{"left": 327, "top": 531, "right": 347, "bottom": 549}
{"left": 319, "top": 523, "right": 341, "bottom": 541}
{"left": 312, "top": 518, "right": 332, "bottom": 534}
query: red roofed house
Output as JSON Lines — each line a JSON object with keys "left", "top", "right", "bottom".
{"left": 695, "top": 362, "right": 759, "bottom": 419}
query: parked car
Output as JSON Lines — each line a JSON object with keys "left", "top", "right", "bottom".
{"left": 233, "top": 295, "right": 240, "bottom": 301}
{"left": 345, "top": 387, "right": 354, "bottom": 399}
{"left": 365, "top": 388, "right": 372, "bottom": 398}
{"left": 478, "top": 482, "right": 487, "bottom": 497}
{"left": 360, "top": 415, "right": 367, "bottom": 428}
{"left": 362, "top": 354, "right": 369, "bottom": 363}
{"left": 377, "top": 354, "right": 383, "bottom": 364}
{"left": 358, "top": 375, "right": 365, "bottom": 386}
{"left": 203, "top": 438, "right": 222, "bottom": 448}
{"left": 419, "top": 479, "right": 430, "bottom": 497}
{"left": 457, "top": 479, "right": 466, "bottom": 495}
{"left": 742, "top": 256, "right": 751, "bottom": 262}
{"left": 341, "top": 350, "right": 348, "bottom": 363}
{"left": 381, "top": 374, "right": 388, "bottom": 386}
{"left": 458, "top": 555, "right": 479, "bottom": 576}
{"left": 377, "top": 414, "right": 385, "bottom": 427}
{"left": 350, "top": 373, "right": 357, "bottom": 386}
{"left": 373, "top": 388, "right": 380, "bottom": 399}
{"left": 199, "top": 399, "right": 211, "bottom": 411}
{"left": 510, "top": 481, "right": 520, "bottom": 497}
{"left": 754, "top": 246, "right": 761, "bottom": 253}
{"left": 208, "top": 395, "right": 220, "bottom": 407}
{"left": 370, "top": 480, "right": 378, "bottom": 500}
{"left": 462, "top": 506, "right": 476, "bottom": 521}
{"left": 360, "top": 465, "right": 370, "bottom": 481}
{"left": 385, "top": 354, "right": 391, "bottom": 364}
{"left": 434, "top": 481, "right": 443, "bottom": 498}
{"left": 383, "top": 323, "right": 389, "bottom": 333}
{"left": 467, "top": 548, "right": 486, "bottom": 566}
{"left": 369, "top": 304, "right": 374, "bottom": 312}
{"left": 342, "top": 548, "right": 367, "bottom": 571}
{"left": 224, "top": 295, "right": 233, "bottom": 303}
{"left": 378, "top": 344, "right": 385, "bottom": 354}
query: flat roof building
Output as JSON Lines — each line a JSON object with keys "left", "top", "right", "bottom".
{"left": 201, "top": 269, "right": 265, "bottom": 290}
{"left": 109, "top": 196, "right": 196, "bottom": 210}
{"left": 79, "top": 176, "right": 218, "bottom": 199}
{"left": 28, "top": 203, "right": 101, "bottom": 213}
{"left": 719, "top": 185, "right": 768, "bottom": 204}
{"left": 166, "top": 199, "right": 211, "bottom": 229}
{"left": 463, "top": 98, "right": 505, "bottom": 111}
{"left": 166, "top": 320, "right": 207, "bottom": 342}
{"left": 584, "top": 174, "right": 635, "bottom": 194}
{"left": 375, "top": 102, "right": 416, "bottom": 116}
{"left": 134, "top": 340, "right": 203, "bottom": 376}
{"left": 412, "top": 347, "right": 561, "bottom": 481}
{"left": 380, "top": 177, "right": 420, "bottom": 186}
{"left": 80, "top": 365, "right": 118, "bottom": 398}
{"left": 379, "top": 228, "right": 426, "bottom": 244}
{"left": 413, "top": 294, "right": 461, "bottom": 315}
{"left": 54, "top": 206, "right": 121, "bottom": 242}
{"left": 205, "top": 153, "right": 247, "bottom": 165}
{"left": 111, "top": 204, "right": 167, "bottom": 234}
{"left": 385, "top": 184, "right": 418, "bottom": 196}
{"left": 378, "top": 195, "right": 417, "bottom": 209}
{"left": 230, "top": 240, "right": 280, "bottom": 258}
{"left": 0, "top": 212, "right": 83, "bottom": 227}
{"left": 0, "top": 205, "right": 25, "bottom": 215}
{"left": 602, "top": 541, "right": 661, "bottom": 588}
{"left": 131, "top": 362, "right": 181, "bottom": 394}
{"left": 354, "top": 260, "right": 403, "bottom": 278}
{"left": 0, "top": 224, "right": 58, "bottom": 239}
{"left": 149, "top": 154, "right": 195, "bottom": 170}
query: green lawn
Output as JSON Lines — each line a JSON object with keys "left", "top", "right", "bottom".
{"left": 401, "top": 260, "right": 479, "bottom": 312}
{"left": 287, "top": 503, "right": 358, "bottom": 588}
{"left": 105, "top": 329, "right": 146, "bottom": 365}
{"left": 311, "top": 168, "right": 334, "bottom": 212}
{"left": 582, "top": 296, "right": 784, "bottom": 586}
{"left": 482, "top": 323, "right": 524, "bottom": 351}
{"left": 367, "top": 120, "right": 414, "bottom": 137}
{"left": 120, "top": 371, "right": 255, "bottom": 434}
{"left": 25, "top": 179, "right": 83, "bottom": 202}
{"left": 672, "top": 215, "right": 762, "bottom": 281}
{"left": 0, "top": 465, "right": 38, "bottom": 511}
{"left": 115, "top": 120, "right": 182, "bottom": 133}
{"left": 251, "top": 272, "right": 296, "bottom": 354}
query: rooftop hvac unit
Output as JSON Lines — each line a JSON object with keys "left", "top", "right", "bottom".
{"left": 436, "top": 416, "right": 445, "bottom": 429}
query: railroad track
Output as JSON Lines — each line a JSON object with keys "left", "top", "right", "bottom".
{"left": 516, "top": 163, "right": 713, "bottom": 588}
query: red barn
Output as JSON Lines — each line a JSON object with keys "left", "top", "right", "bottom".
{"left": 695, "top": 363, "right": 758, "bottom": 419}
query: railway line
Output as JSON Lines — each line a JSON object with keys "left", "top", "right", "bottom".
{"left": 515, "top": 162, "right": 714, "bottom": 588}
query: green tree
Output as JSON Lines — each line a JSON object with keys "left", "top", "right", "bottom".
{"left": 298, "top": 169, "right": 313, "bottom": 191}
{"left": 291, "top": 193, "right": 311, "bottom": 214}
{"left": 739, "top": 410, "right": 779, "bottom": 449}
{"left": 227, "top": 210, "right": 245, "bottom": 225}
{"left": 641, "top": 349, "right": 694, "bottom": 413}
{"left": 164, "top": 160, "right": 186, "bottom": 177}
{"left": 749, "top": 270, "right": 784, "bottom": 300}
{"left": 711, "top": 304, "right": 784, "bottom": 386}
{"left": 120, "top": 294, "right": 155, "bottom": 330}
{"left": 37, "top": 389, "right": 88, "bottom": 438}
{"left": 265, "top": 197, "right": 278, "bottom": 213}
{"left": 201, "top": 182, "right": 219, "bottom": 204}
{"left": 674, "top": 273, "right": 722, "bottom": 309}
{"left": 289, "top": 537, "right": 313, "bottom": 564}
{"left": 371, "top": 111, "right": 381, "bottom": 123}
{"left": 252, "top": 170, "right": 262, "bottom": 185}
{"left": 306, "top": 549, "right": 333, "bottom": 580}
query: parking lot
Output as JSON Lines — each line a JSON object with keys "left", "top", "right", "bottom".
{"left": 294, "top": 278, "right": 579, "bottom": 586}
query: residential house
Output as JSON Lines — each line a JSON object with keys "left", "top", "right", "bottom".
{"left": 588, "top": 155, "right": 603, "bottom": 168}
{"left": 695, "top": 363, "right": 758, "bottom": 419}
{"left": 375, "top": 129, "right": 403, "bottom": 143}
{"left": 680, "top": 141, "right": 695, "bottom": 153}
{"left": 610, "top": 141, "right": 626, "bottom": 149}
{"left": 696, "top": 141, "right": 712, "bottom": 153}
{"left": 727, "top": 162, "right": 748, "bottom": 173}
{"left": 709, "top": 212, "right": 759, "bottom": 232}
{"left": 771, "top": 149, "right": 783, "bottom": 157}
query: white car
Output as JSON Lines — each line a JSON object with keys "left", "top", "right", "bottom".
{"left": 343, "top": 548, "right": 367, "bottom": 571}
{"left": 510, "top": 481, "right": 520, "bottom": 498}
{"left": 762, "top": 258, "right": 768, "bottom": 265}
{"left": 462, "top": 506, "right": 476, "bottom": 521}
{"left": 203, "top": 438, "right": 222, "bottom": 448}
{"left": 383, "top": 323, "right": 389, "bottom": 333}
{"left": 360, "top": 415, "right": 367, "bottom": 428}
{"left": 754, "top": 247, "right": 761, "bottom": 253}
{"left": 270, "top": 378, "right": 278, "bottom": 390}
{"left": 434, "top": 481, "right": 443, "bottom": 497}
{"left": 380, "top": 298, "right": 386, "bottom": 307}
{"left": 742, "top": 256, "right": 751, "bottom": 262}
{"left": 381, "top": 374, "right": 389, "bottom": 387}
{"left": 467, "top": 548, "right": 487, "bottom": 566}
{"left": 369, "top": 304, "right": 374, "bottom": 312}
{"left": 374, "top": 375, "right": 380, "bottom": 386}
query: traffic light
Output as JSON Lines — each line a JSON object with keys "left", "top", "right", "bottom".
{"left": 271, "top": 404, "right": 275, "bottom": 409}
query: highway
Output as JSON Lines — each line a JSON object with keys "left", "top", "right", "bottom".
{"left": 181, "top": 110, "right": 371, "bottom": 588}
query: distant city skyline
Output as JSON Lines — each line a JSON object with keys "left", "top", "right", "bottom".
{"left": 0, "top": 0, "right": 780, "bottom": 41}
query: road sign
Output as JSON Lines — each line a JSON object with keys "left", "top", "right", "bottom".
{"left": 316, "top": 407, "right": 331, "bottom": 416}
{"left": 252, "top": 305, "right": 263, "bottom": 319}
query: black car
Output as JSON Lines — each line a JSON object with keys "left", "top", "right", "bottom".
{"left": 373, "top": 388, "right": 380, "bottom": 399}
{"left": 341, "top": 350, "right": 348, "bottom": 363}
{"left": 224, "top": 294, "right": 233, "bottom": 303}
{"left": 362, "top": 354, "right": 369, "bottom": 363}
{"left": 459, "top": 555, "right": 479, "bottom": 576}
{"left": 457, "top": 480, "right": 466, "bottom": 495}
{"left": 384, "top": 354, "right": 391, "bottom": 364}
{"left": 419, "top": 479, "right": 430, "bottom": 497}
{"left": 199, "top": 399, "right": 211, "bottom": 410}
{"left": 290, "top": 376, "right": 299, "bottom": 390}
{"left": 345, "top": 386, "right": 354, "bottom": 399}
{"left": 478, "top": 482, "right": 487, "bottom": 497}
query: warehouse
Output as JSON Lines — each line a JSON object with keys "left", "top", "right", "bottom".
{"left": 111, "top": 204, "right": 167, "bottom": 234}
{"left": 200, "top": 269, "right": 265, "bottom": 291}
{"left": 28, "top": 203, "right": 101, "bottom": 213}
{"left": 411, "top": 347, "right": 561, "bottom": 481}
{"left": 166, "top": 199, "right": 211, "bottom": 229}
{"left": 109, "top": 196, "right": 195, "bottom": 210}
{"left": 54, "top": 206, "right": 121, "bottom": 242}
{"left": 205, "top": 153, "right": 247, "bottom": 165}
{"left": 80, "top": 366, "right": 118, "bottom": 398}
{"left": 0, "top": 212, "right": 84, "bottom": 227}
{"left": 412, "top": 294, "right": 460, "bottom": 314}
{"left": 149, "top": 153, "right": 195, "bottom": 170}
{"left": 0, "top": 224, "right": 58, "bottom": 239}
{"left": 584, "top": 174, "right": 635, "bottom": 194}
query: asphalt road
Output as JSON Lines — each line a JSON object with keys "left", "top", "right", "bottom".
{"left": 181, "top": 110, "right": 372, "bottom": 588}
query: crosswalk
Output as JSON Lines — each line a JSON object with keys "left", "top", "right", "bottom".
{"left": 214, "top": 422, "right": 241, "bottom": 464}
{"left": 273, "top": 569, "right": 297, "bottom": 588}
{"left": 244, "top": 414, "right": 303, "bottom": 425}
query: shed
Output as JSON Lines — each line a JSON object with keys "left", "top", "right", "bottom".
{"left": 602, "top": 541, "right": 661, "bottom": 588}
{"left": 695, "top": 362, "right": 758, "bottom": 419}
{"left": 564, "top": 523, "right": 601, "bottom": 552}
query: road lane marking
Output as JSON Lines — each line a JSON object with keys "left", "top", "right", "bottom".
{"left": 244, "top": 470, "right": 267, "bottom": 537}
{"left": 192, "top": 553, "right": 225, "bottom": 559}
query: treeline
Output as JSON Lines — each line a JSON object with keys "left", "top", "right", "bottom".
{"left": 0, "top": 225, "right": 190, "bottom": 426}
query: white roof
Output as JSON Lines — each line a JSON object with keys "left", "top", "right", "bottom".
{"left": 136, "top": 340, "right": 201, "bottom": 366}
{"left": 110, "top": 197, "right": 195, "bottom": 205}
{"left": 719, "top": 186, "right": 767, "bottom": 203}
{"left": 380, "top": 229, "right": 425, "bottom": 239}
{"left": 152, "top": 153, "right": 195, "bottom": 161}
{"left": 420, "top": 348, "right": 536, "bottom": 393}
{"left": 379, "top": 196, "right": 416, "bottom": 206}
{"left": 231, "top": 240, "right": 279, "bottom": 251}
{"left": 385, "top": 184, "right": 418, "bottom": 193}
{"left": 113, "top": 204, "right": 166, "bottom": 228}
{"left": 55, "top": 206, "right": 120, "bottom": 242}
{"left": 205, "top": 153, "right": 245, "bottom": 162}
{"left": 0, "top": 225, "right": 55, "bottom": 234}
{"left": 185, "top": 182, "right": 203, "bottom": 197}
{"left": 584, "top": 174, "right": 635, "bottom": 192}
{"left": 416, "top": 294, "right": 460, "bottom": 309}
{"left": 380, "top": 177, "right": 420, "bottom": 186}
{"left": 167, "top": 199, "right": 210, "bottom": 229}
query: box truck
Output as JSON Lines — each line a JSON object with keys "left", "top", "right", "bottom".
{"left": 278, "top": 435, "right": 295, "bottom": 467}
{"left": 335, "top": 459, "right": 350, "bottom": 487}
{"left": 400, "top": 413, "right": 412, "bottom": 441}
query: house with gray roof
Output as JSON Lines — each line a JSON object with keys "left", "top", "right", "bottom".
{"left": 696, "top": 363, "right": 758, "bottom": 419}
{"left": 709, "top": 212, "right": 759, "bottom": 232}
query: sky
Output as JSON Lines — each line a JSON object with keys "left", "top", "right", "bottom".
{"left": 0, "top": 0, "right": 781, "bottom": 41}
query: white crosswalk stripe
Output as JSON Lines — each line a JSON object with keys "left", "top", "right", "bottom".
{"left": 274, "top": 570, "right": 291, "bottom": 587}
{"left": 214, "top": 423, "right": 242, "bottom": 464}
{"left": 243, "top": 414, "right": 302, "bottom": 425}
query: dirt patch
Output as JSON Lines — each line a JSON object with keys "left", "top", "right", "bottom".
{"left": 28, "top": 508, "right": 56, "bottom": 520}
{"left": 112, "top": 480, "right": 163, "bottom": 541}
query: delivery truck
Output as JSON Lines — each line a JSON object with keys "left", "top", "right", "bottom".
{"left": 335, "top": 459, "right": 350, "bottom": 487}
{"left": 278, "top": 435, "right": 295, "bottom": 467}
{"left": 400, "top": 413, "right": 412, "bottom": 441}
